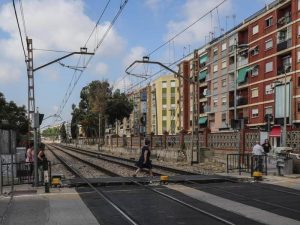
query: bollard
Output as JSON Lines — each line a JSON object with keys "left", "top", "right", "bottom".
{"left": 43, "top": 159, "right": 50, "bottom": 193}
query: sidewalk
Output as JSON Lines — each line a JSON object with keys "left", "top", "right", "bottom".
{"left": 0, "top": 185, "right": 99, "bottom": 225}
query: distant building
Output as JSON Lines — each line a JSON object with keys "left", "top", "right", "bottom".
{"left": 150, "top": 74, "right": 180, "bottom": 135}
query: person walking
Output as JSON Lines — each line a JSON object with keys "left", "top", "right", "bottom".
{"left": 252, "top": 141, "right": 265, "bottom": 172}
{"left": 133, "top": 139, "right": 153, "bottom": 177}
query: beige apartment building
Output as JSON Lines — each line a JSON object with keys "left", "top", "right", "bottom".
{"left": 150, "top": 74, "right": 180, "bottom": 135}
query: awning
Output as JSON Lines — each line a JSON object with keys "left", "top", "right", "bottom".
{"left": 199, "top": 55, "right": 208, "bottom": 64}
{"left": 237, "top": 67, "right": 248, "bottom": 83}
{"left": 198, "top": 117, "right": 207, "bottom": 125}
{"left": 199, "top": 70, "right": 207, "bottom": 81}
{"left": 269, "top": 126, "right": 281, "bottom": 137}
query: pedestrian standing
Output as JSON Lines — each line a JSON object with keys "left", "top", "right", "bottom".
{"left": 262, "top": 139, "right": 271, "bottom": 153}
{"left": 133, "top": 139, "right": 153, "bottom": 177}
{"left": 26, "top": 142, "right": 34, "bottom": 175}
{"left": 252, "top": 141, "right": 265, "bottom": 172}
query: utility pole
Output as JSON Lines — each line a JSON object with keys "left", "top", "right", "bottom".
{"left": 26, "top": 38, "right": 94, "bottom": 186}
{"left": 98, "top": 113, "right": 101, "bottom": 151}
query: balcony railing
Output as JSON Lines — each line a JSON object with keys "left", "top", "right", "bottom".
{"left": 228, "top": 81, "right": 235, "bottom": 90}
{"left": 277, "top": 39, "right": 291, "bottom": 51}
{"left": 277, "top": 64, "right": 291, "bottom": 75}
{"left": 237, "top": 97, "right": 248, "bottom": 106}
{"left": 229, "top": 64, "right": 235, "bottom": 71}
{"left": 277, "top": 15, "right": 291, "bottom": 27}
{"left": 237, "top": 58, "right": 248, "bottom": 67}
{"left": 204, "top": 106, "right": 211, "bottom": 113}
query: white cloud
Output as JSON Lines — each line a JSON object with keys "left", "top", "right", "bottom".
{"left": 123, "top": 46, "right": 147, "bottom": 68}
{"left": 0, "top": 62, "right": 21, "bottom": 83}
{"left": 113, "top": 76, "right": 132, "bottom": 92}
{"left": 0, "top": 0, "right": 126, "bottom": 84}
{"left": 164, "top": 0, "right": 232, "bottom": 46}
{"left": 95, "top": 62, "right": 108, "bottom": 76}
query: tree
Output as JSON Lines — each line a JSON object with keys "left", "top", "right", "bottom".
{"left": 105, "top": 89, "right": 133, "bottom": 125}
{"left": 0, "top": 92, "right": 29, "bottom": 144}
{"left": 60, "top": 123, "right": 67, "bottom": 142}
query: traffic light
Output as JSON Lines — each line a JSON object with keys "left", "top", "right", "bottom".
{"left": 264, "top": 114, "right": 273, "bottom": 132}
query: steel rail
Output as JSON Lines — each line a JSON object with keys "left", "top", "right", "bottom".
{"left": 58, "top": 144, "right": 199, "bottom": 175}
{"left": 46, "top": 145, "right": 139, "bottom": 225}
{"left": 48, "top": 144, "right": 119, "bottom": 177}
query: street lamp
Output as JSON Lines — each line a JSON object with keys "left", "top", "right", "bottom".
{"left": 125, "top": 57, "right": 197, "bottom": 164}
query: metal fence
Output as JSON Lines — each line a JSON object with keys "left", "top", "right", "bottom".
{"left": 1, "top": 161, "right": 51, "bottom": 186}
{"left": 227, "top": 153, "right": 267, "bottom": 176}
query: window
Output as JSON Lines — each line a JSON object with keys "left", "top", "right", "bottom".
{"left": 221, "top": 113, "right": 226, "bottom": 121}
{"left": 213, "top": 97, "right": 218, "bottom": 107}
{"left": 213, "top": 82, "right": 218, "bottom": 90}
{"left": 265, "top": 61, "right": 273, "bottom": 73}
{"left": 265, "top": 107, "right": 273, "bottom": 115}
{"left": 213, "top": 64, "right": 218, "bottom": 72}
{"left": 298, "top": 25, "right": 300, "bottom": 36}
{"left": 162, "top": 81, "right": 167, "bottom": 88}
{"left": 265, "top": 39, "right": 273, "bottom": 50}
{"left": 221, "top": 96, "right": 227, "bottom": 105}
{"left": 265, "top": 84, "right": 274, "bottom": 95}
{"left": 251, "top": 88, "right": 258, "bottom": 98}
{"left": 252, "top": 108, "right": 259, "bottom": 118}
{"left": 251, "top": 65, "right": 259, "bottom": 76}
{"left": 221, "top": 43, "right": 227, "bottom": 51}
{"left": 298, "top": 0, "right": 300, "bottom": 11}
{"left": 170, "top": 80, "right": 176, "bottom": 87}
{"left": 298, "top": 102, "right": 300, "bottom": 113}
{"left": 213, "top": 48, "right": 218, "bottom": 56}
{"left": 298, "top": 52, "right": 300, "bottom": 62}
{"left": 252, "top": 25, "right": 259, "bottom": 35}
{"left": 298, "top": 77, "right": 300, "bottom": 87}
{"left": 221, "top": 60, "right": 227, "bottom": 69}
{"left": 221, "top": 78, "right": 226, "bottom": 87}
{"left": 265, "top": 17, "right": 273, "bottom": 27}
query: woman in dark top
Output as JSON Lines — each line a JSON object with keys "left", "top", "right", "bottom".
{"left": 133, "top": 139, "right": 153, "bottom": 177}
{"left": 262, "top": 139, "right": 271, "bottom": 153}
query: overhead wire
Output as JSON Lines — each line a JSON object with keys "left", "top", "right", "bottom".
{"left": 12, "top": 0, "right": 27, "bottom": 61}
{"left": 84, "top": 0, "right": 111, "bottom": 47}
{"left": 116, "top": 0, "right": 227, "bottom": 91}
{"left": 54, "top": 0, "right": 129, "bottom": 121}
{"left": 18, "top": 0, "right": 28, "bottom": 37}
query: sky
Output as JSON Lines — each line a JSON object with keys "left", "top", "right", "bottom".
{"left": 0, "top": 0, "right": 274, "bottom": 128}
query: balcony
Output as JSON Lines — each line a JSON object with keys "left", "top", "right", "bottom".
{"left": 237, "top": 97, "right": 248, "bottom": 106}
{"left": 229, "top": 64, "right": 235, "bottom": 71}
{"left": 277, "top": 64, "right": 291, "bottom": 75}
{"left": 277, "top": 15, "right": 291, "bottom": 27}
{"left": 228, "top": 81, "right": 235, "bottom": 91}
{"left": 277, "top": 39, "right": 291, "bottom": 51}
{"left": 204, "top": 106, "right": 211, "bottom": 113}
{"left": 237, "top": 58, "right": 248, "bottom": 67}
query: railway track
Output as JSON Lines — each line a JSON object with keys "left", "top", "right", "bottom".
{"left": 53, "top": 143, "right": 199, "bottom": 176}
{"left": 46, "top": 145, "right": 239, "bottom": 225}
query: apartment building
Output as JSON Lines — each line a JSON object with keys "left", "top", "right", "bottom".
{"left": 151, "top": 74, "right": 180, "bottom": 135}
{"left": 194, "top": 0, "right": 300, "bottom": 136}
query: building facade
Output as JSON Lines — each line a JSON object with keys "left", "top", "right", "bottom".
{"left": 151, "top": 74, "right": 180, "bottom": 135}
